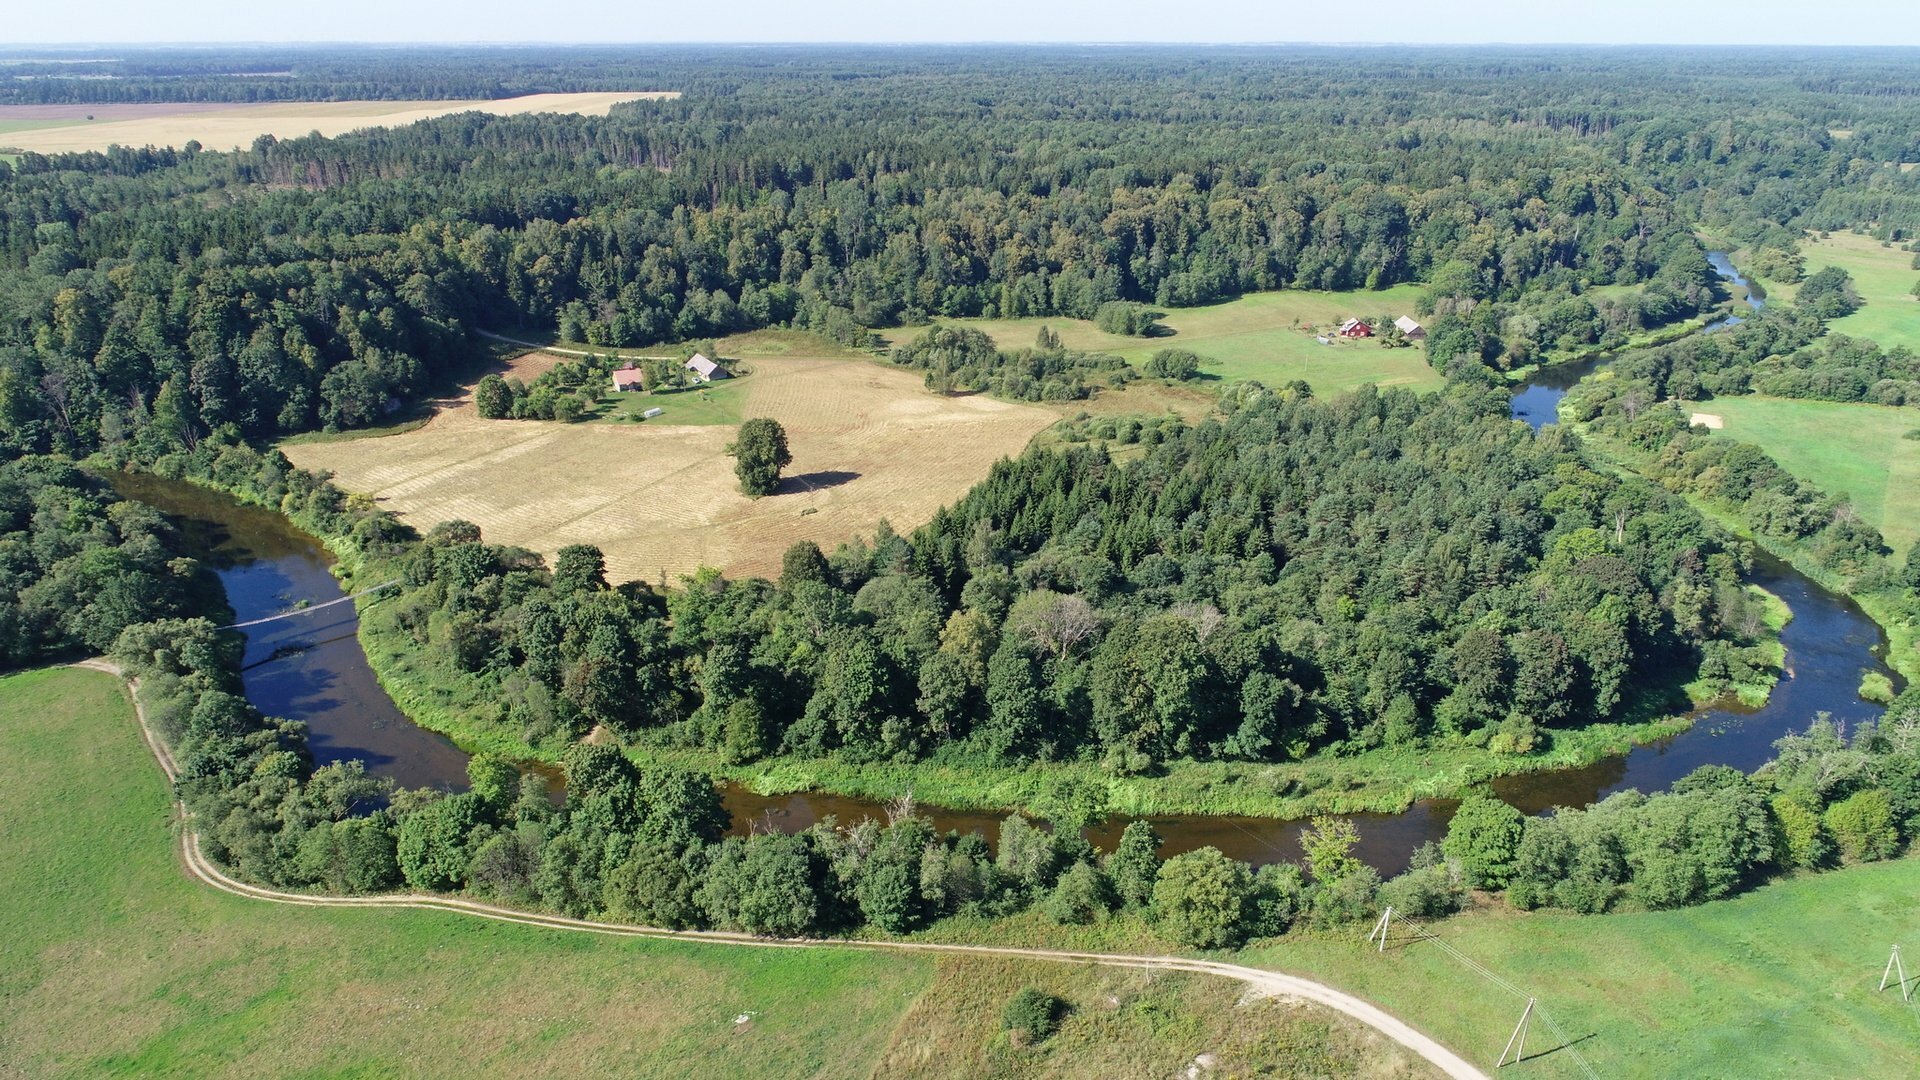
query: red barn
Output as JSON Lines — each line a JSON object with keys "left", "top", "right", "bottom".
{"left": 1338, "top": 318, "right": 1374, "bottom": 338}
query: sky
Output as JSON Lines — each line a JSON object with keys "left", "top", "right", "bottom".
{"left": 6, "top": 0, "right": 1919, "bottom": 47}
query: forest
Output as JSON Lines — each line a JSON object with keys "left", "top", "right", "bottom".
{"left": 5, "top": 46, "right": 1920, "bottom": 945}
{"left": 5, "top": 48, "right": 1920, "bottom": 458}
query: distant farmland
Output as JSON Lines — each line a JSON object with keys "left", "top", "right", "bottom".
{"left": 283, "top": 345, "right": 1054, "bottom": 585}
{"left": 0, "top": 92, "right": 676, "bottom": 153}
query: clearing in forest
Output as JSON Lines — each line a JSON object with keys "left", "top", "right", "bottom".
{"left": 920, "top": 285, "right": 1443, "bottom": 395}
{"left": 1687, "top": 394, "right": 1920, "bottom": 559}
{"left": 283, "top": 343, "right": 1054, "bottom": 585}
{"left": 0, "top": 92, "right": 676, "bottom": 154}
{"left": 1756, "top": 232, "right": 1920, "bottom": 352}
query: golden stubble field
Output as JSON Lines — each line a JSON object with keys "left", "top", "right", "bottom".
{"left": 0, "top": 92, "right": 676, "bottom": 153}
{"left": 283, "top": 352, "right": 1055, "bottom": 585}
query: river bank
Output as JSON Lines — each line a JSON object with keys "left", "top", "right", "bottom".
{"left": 102, "top": 433, "right": 1860, "bottom": 879}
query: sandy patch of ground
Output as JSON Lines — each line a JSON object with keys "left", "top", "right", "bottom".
{"left": 284, "top": 354, "right": 1053, "bottom": 585}
{"left": 1690, "top": 412, "right": 1724, "bottom": 429}
{"left": 0, "top": 92, "right": 676, "bottom": 153}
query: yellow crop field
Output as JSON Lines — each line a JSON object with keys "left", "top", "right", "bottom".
{"left": 283, "top": 350, "right": 1054, "bottom": 585}
{"left": 0, "top": 92, "right": 677, "bottom": 153}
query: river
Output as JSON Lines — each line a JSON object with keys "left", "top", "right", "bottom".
{"left": 108, "top": 256, "right": 1895, "bottom": 872}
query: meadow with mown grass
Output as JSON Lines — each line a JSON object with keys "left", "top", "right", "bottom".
{"left": 1693, "top": 395, "right": 1920, "bottom": 559}
{"left": 0, "top": 665, "right": 1434, "bottom": 1080}
{"left": 1758, "top": 232, "right": 1920, "bottom": 352}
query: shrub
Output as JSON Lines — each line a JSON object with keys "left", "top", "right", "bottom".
{"left": 1378, "top": 862, "right": 1466, "bottom": 918}
{"left": 1770, "top": 794, "right": 1832, "bottom": 870}
{"left": 1042, "top": 861, "right": 1115, "bottom": 924}
{"left": 1153, "top": 846, "right": 1253, "bottom": 948}
{"left": 1002, "top": 988, "right": 1064, "bottom": 1043}
{"left": 1443, "top": 796, "right": 1526, "bottom": 888}
{"left": 1143, "top": 348, "right": 1202, "bottom": 380}
{"left": 1094, "top": 300, "right": 1163, "bottom": 336}
{"left": 1825, "top": 789, "right": 1900, "bottom": 863}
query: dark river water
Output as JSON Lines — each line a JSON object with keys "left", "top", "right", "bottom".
{"left": 107, "top": 257, "right": 1894, "bottom": 872}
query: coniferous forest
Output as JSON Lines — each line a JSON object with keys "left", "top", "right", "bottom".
{"left": 5, "top": 46, "right": 1920, "bottom": 943}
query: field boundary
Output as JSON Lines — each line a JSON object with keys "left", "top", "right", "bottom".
{"left": 72, "top": 658, "right": 1488, "bottom": 1080}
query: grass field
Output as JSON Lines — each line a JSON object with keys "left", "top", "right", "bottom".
{"left": 1692, "top": 395, "right": 1920, "bottom": 558}
{"left": 0, "top": 92, "right": 677, "bottom": 154}
{"left": 907, "top": 286, "right": 1444, "bottom": 396}
{"left": 1253, "top": 857, "right": 1920, "bottom": 1079}
{"left": 283, "top": 339, "right": 1055, "bottom": 584}
{"left": 0, "top": 664, "right": 1431, "bottom": 1079}
{"left": 1755, "top": 232, "right": 1920, "bottom": 352}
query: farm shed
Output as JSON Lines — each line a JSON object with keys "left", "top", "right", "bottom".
{"left": 685, "top": 353, "right": 732, "bottom": 382}
{"left": 1394, "top": 316, "right": 1426, "bottom": 340}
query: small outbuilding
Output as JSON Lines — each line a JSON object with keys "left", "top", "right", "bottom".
{"left": 684, "top": 353, "right": 732, "bottom": 383}
{"left": 1394, "top": 316, "right": 1426, "bottom": 340}
{"left": 610, "top": 365, "right": 646, "bottom": 392}
{"left": 1338, "top": 318, "right": 1374, "bottom": 339}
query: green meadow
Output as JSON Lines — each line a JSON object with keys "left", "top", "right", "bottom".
{"left": 0, "top": 665, "right": 1426, "bottom": 1079}
{"left": 1762, "top": 232, "right": 1920, "bottom": 352}
{"left": 916, "top": 285, "right": 1444, "bottom": 395}
{"left": 1697, "top": 395, "right": 1920, "bottom": 559}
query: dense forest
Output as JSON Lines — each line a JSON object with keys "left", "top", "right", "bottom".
{"left": 131, "top": 380, "right": 1767, "bottom": 778}
{"left": 5, "top": 48, "right": 1920, "bottom": 457}
{"left": 86, "top": 431, "right": 1920, "bottom": 942}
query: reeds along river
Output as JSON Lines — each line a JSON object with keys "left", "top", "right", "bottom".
{"left": 105, "top": 257, "right": 1900, "bottom": 873}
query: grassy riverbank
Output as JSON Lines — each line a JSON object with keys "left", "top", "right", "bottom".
{"left": 1572, "top": 420, "right": 1920, "bottom": 688}
{"left": 16, "top": 662, "right": 1919, "bottom": 1079}
{"left": 0, "top": 665, "right": 1431, "bottom": 1080}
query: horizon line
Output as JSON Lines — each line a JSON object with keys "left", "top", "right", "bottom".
{"left": 6, "top": 40, "right": 1920, "bottom": 50}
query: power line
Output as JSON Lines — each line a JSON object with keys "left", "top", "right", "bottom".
{"left": 217, "top": 580, "right": 400, "bottom": 630}
{"left": 1378, "top": 906, "right": 1602, "bottom": 1079}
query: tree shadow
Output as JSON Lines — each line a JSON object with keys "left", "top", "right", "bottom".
{"left": 777, "top": 470, "right": 861, "bottom": 495}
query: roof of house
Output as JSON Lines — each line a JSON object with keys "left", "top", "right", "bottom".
{"left": 685, "top": 353, "right": 730, "bottom": 379}
{"left": 1395, "top": 316, "right": 1424, "bottom": 333}
{"left": 611, "top": 366, "right": 646, "bottom": 389}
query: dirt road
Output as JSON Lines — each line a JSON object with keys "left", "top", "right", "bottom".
{"left": 76, "top": 659, "right": 1489, "bottom": 1080}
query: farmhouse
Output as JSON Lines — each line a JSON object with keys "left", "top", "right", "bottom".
{"left": 1394, "top": 316, "right": 1426, "bottom": 340}
{"left": 611, "top": 365, "right": 646, "bottom": 392}
{"left": 1338, "top": 318, "right": 1374, "bottom": 338}
{"left": 685, "top": 353, "right": 732, "bottom": 382}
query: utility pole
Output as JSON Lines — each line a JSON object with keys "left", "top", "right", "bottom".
{"left": 1881, "top": 944, "right": 1911, "bottom": 1002}
{"left": 1498, "top": 998, "right": 1536, "bottom": 1068}
{"left": 1367, "top": 906, "right": 1394, "bottom": 953}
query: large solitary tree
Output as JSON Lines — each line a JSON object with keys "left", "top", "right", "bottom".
{"left": 728, "top": 418, "right": 793, "bottom": 497}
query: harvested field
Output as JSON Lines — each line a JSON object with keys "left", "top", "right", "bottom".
{"left": 0, "top": 92, "right": 676, "bottom": 153}
{"left": 284, "top": 351, "right": 1053, "bottom": 585}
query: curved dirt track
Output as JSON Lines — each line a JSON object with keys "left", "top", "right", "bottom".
{"left": 76, "top": 659, "right": 1489, "bottom": 1080}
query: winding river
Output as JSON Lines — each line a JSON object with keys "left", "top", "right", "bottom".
{"left": 110, "top": 254, "right": 1898, "bottom": 873}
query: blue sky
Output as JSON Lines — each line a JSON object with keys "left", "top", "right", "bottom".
{"left": 7, "top": 0, "right": 1918, "bottom": 46}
